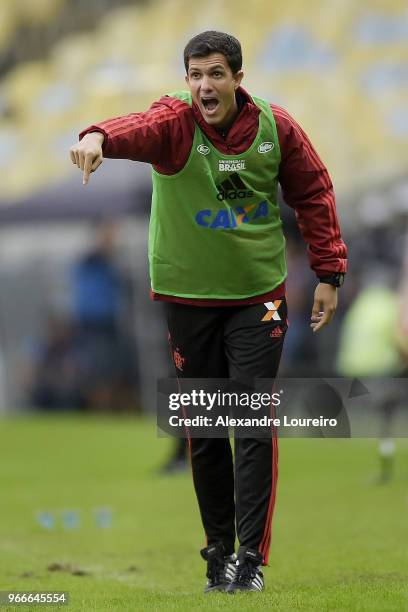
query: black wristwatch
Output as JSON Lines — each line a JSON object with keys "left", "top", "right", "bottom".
{"left": 318, "top": 273, "right": 345, "bottom": 288}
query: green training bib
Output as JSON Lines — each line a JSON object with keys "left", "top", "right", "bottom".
{"left": 149, "top": 91, "right": 286, "bottom": 299}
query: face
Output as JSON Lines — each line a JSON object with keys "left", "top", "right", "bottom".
{"left": 185, "top": 53, "right": 243, "bottom": 128}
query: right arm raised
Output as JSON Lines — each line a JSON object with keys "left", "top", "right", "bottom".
{"left": 70, "top": 97, "right": 194, "bottom": 185}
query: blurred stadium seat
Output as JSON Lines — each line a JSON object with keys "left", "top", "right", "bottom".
{"left": 0, "top": 0, "right": 406, "bottom": 204}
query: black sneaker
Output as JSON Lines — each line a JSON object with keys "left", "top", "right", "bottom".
{"left": 200, "top": 542, "right": 236, "bottom": 593}
{"left": 226, "top": 546, "right": 264, "bottom": 593}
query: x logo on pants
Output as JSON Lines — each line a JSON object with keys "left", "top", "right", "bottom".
{"left": 261, "top": 300, "right": 282, "bottom": 322}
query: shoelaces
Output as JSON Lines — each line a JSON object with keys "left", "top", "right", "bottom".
{"left": 235, "top": 560, "right": 257, "bottom": 585}
{"left": 207, "top": 557, "right": 226, "bottom": 584}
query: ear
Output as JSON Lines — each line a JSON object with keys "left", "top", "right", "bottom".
{"left": 234, "top": 70, "right": 244, "bottom": 90}
{"left": 185, "top": 74, "right": 189, "bottom": 85}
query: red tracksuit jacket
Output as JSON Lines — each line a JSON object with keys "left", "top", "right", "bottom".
{"left": 80, "top": 87, "right": 347, "bottom": 306}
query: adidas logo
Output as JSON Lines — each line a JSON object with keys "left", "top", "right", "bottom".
{"left": 216, "top": 173, "right": 254, "bottom": 201}
{"left": 269, "top": 326, "right": 283, "bottom": 338}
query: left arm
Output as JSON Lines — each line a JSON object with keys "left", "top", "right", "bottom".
{"left": 273, "top": 104, "right": 347, "bottom": 332}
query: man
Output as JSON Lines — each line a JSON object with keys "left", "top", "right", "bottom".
{"left": 70, "top": 220, "right": 136, "bottom": 412}
{"left": 70, "top": 31, "right": 347, "bottom": 593}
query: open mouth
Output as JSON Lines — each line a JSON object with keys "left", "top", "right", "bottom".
{"left": 201, "top": 97, "right": 219, "bottom": 113}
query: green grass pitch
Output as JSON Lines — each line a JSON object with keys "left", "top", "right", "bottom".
{"left": 0, "top": 415, "right": 407, "bottom": 611}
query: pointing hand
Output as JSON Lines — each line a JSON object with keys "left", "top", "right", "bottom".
{"left": 69, "top": 132, "right": 104, "bottom": 185}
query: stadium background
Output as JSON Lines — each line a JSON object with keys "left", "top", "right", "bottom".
{"left": 0, "top": 1, "right": 407, "bottom": 610}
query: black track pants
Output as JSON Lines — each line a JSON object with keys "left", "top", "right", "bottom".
{"left": 166, "top": 299, "right": 287, "bottom": 563}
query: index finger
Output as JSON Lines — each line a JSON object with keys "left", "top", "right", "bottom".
{"left": 83, "top": 154, "right": 93, "bottom": 185}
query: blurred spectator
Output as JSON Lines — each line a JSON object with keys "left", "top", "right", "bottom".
{"left": 23, "top": 312, "right": 82, "bottom": 410}
{"left": 72, "top": 220, "right": 123, "bottom": 332}
{"left": 159, "top": 437, "right": 189, "bottom": 474}
{"left": 336, "top": 264, "right": 405, "bottom": 483}
{"left": 70, "top": 219, "right": 138, "bottom": 412}
{"left": 336, "top": 275, "right": 400, "bottom": 378}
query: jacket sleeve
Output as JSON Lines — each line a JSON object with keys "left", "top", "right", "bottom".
{"left": 273, "top": 104, "right": 347, "bottom": 276}
{"left": 79, "top": 96, "right": 194, "bottom": 172}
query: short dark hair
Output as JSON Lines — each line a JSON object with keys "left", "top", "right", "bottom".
{"left": 184, "top": 30, "right": 242, "bottom": 74}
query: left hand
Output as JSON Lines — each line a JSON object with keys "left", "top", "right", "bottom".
{"left": 310, "top": 283, "right": 338, "bottom": 333}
